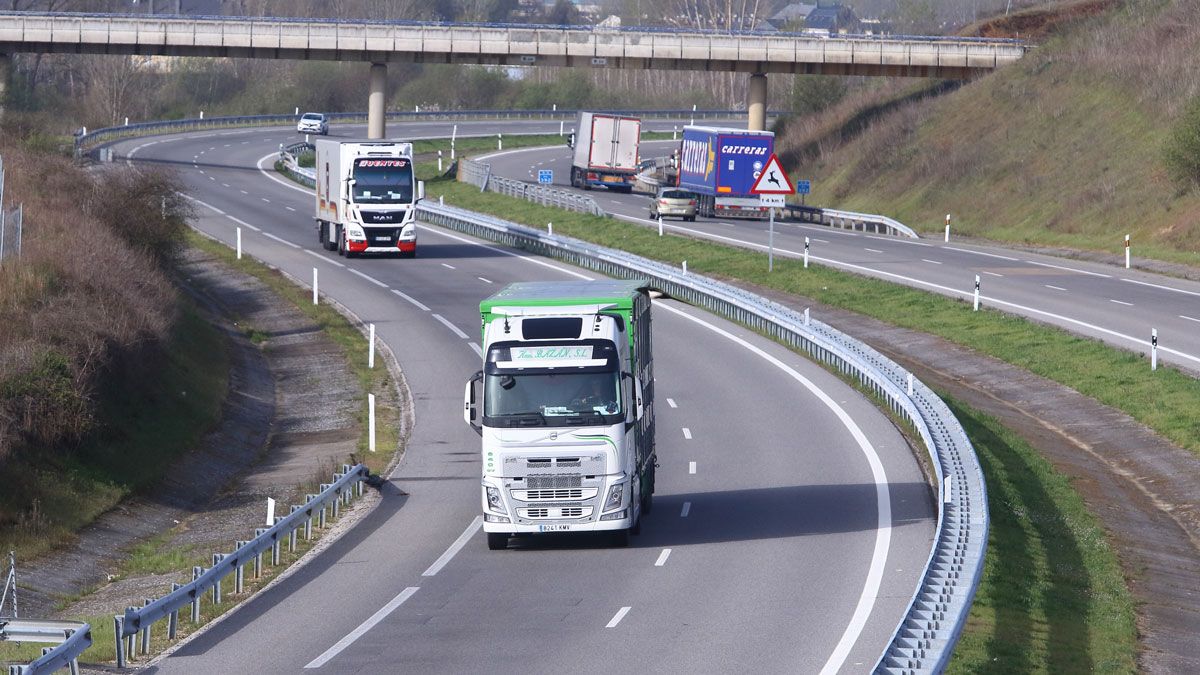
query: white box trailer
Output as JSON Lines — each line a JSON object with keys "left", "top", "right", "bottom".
{"left": 314, "top": 139, "right": 424, "bottom": 258}
{"left": 567, "top": 112, "right": 641, "bottom": 193}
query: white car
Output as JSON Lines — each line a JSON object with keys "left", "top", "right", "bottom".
{"left": 297, "top": 112, "right": 329, "bottom": 135}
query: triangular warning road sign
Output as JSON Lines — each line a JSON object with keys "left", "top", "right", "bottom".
{"left": 750, "top": 154, "right": 795, "bottom": 195}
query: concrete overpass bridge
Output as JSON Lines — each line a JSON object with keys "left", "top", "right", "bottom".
{"left": 0, "top": 11, "right": 1027, "bottom": 135}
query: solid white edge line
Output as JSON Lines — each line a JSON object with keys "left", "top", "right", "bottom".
{"left": 1023, "top": 258, "right": 1111, "bottom": 278}
{"left": 605, "top": 606, "right": 632, "bottom": 628}
{"left": 433, "top": 313, "right": 470, "bottom": 339}
{"left": 303, "top": 586, "right": 420, "bottom": 669}
{"left": 419, "top": 227, "right": 593, "bottom": 281}
{"left": 469, "top": 341, "right": 483, "bottom": 357}
{"left": 942, "top": 245, "right": 1020, "bottom": 261}
{"left": 654, "top": 549, "right": 672, "bottom": 567}
{"left": 262, "top": 232, "right": 300, "bottom": 249}
{"left": 225, "top": 214, "right": 261, "bottom": 232}
{"left": 348, "top": 268, "right": 389, "bottom": 288}
{"left": 303, "top": 250, "right": 345, "bottom": 268}
{"left": 680, "top": 501, "right": 691, "bottom": 517}
{"left": 422, "top": 516, "right": 483, "bottom": 577}
{"left": 1122, "top": 276, "right": 1200, "bottom": 298}
{"left": 257, "top": 152, "right": 317, "bottom": 194}
{"left": 920, "top": 258, "right": 943, "bottom": 265}
{"left": 1109, "top": 299, "right": 1133, "bottom": 306}
{"left": 653, "top": 302, "right": 892, "bottom": 675}
{"left": 1044, "top": 285, "right": 1067, "bottom": 291}
{"left": 391, "top": 289, "right": 431, "bottom": 312}
{"left": 177, "top": 192, "right": 225, "bottom": 216}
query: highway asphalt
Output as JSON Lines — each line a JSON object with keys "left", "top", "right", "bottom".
{"left": 110, "top": 121, "right": 934, "bottom": 674}
{"left": 484, "top": 141, "right": 1200, "bottom": 374}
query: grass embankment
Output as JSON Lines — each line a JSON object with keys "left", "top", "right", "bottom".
{"left": 777, "top": 1, "right": 1200, "bottom": 267}
{"left": 946, "top": 398, "right": 1136, "bottom": 673}
{"left": 425, "top": 173, "right": 1151, "bottom": 670}
{"left": 0, "top": 304, "right": 228, "bottom": 559}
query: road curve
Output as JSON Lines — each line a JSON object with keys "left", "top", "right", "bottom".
{"left": 110, "top": 121, "right": 934, "bottom": 674}
{"left": 485, "top": 142, "right": 1200, "bottom": 375}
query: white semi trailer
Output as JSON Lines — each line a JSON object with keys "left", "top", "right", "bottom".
{"left": 567, "top": 112, "right": 641, "bottom": 193}
{"left": 464, "top": 280, "right": 657, "bottom": 550}
{"left": 314, "top": 139, "right": 424, "bottom": 258}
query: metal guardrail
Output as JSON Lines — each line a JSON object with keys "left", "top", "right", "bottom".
{"left": 74, "top": 108, "right": 758, "bottom": 158}
{"left": 786, "top": 204, "right": 919, "bottom": 239}
{"left": 108, "top": 463, "right": 369, "bottom": 668}
{"left": 456, "top": 157, "right": 606, "bottom": 217}
{"left": 1, "top": 619, "right": 93, "bottom": 675}
{"left": 415, "top": 201, "right": 987, "bottom": 673}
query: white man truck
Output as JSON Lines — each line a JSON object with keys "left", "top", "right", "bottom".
{"left": 567, "top": 112, "right": 641, "bottom": 193}
{"left": 315, "top": 139, "right": 424, "bottom": 258}
{"left": 464, "top": 280, "right": 656, "bottom": 550}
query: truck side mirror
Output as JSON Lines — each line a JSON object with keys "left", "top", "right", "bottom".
{"left": 464, "top": 370, "right": 483, "bottom": 432}
{"left": 566, "top": 133, "right": 575, "bottom": 149}
{"left": 417, "top": 180, "right": 425, "bottom": 201}
{"left": 347, "top": 178, "right": 357, "bottom": 188}
{"left": 622, "top": 372, "right": 643, "bottom": 422}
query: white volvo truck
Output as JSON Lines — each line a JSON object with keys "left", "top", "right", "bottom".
{"left": 314, "top": 139, "right": 424, "bottom": 258}
{"left": 464, "top": 280, "right": 656, "bottom": 550}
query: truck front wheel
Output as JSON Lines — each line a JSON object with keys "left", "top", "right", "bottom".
{"left": 486, "top": 533, "right": 508, "bottom": 550}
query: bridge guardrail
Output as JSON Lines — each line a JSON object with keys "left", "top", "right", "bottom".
{"left": 0, "top": 619, "right": 93, "bottom": 675}
{"left": 107, "top": 463, "right": 369, "bottom": 668}
{"left": 785, "top": 204, "right": 919, "bottom": 239}
{"left": 415, "top": 200, "right": 987, "bottom": 674}
{"left": 456, "top": 157, "right": 606, "bottom": 217}
{"left": 74, "top": 109, "right": 760, "bottom": 158}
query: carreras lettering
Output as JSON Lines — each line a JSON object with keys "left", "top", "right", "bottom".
{"left": 720, "top": 145, "right": 768, "bottom": 156}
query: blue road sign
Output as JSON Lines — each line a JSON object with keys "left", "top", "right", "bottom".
{"left": 538, "top": 169, "right": 553, "bottom": 185}
{"left": 796, "top": 180, "right": 812, "bottom": 195}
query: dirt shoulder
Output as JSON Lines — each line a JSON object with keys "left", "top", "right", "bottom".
{"left": 16, "top": 244, "right": 386, "bottom": 624}
{"left": 734, "top": 277, "right": 1200, "bottom": 673}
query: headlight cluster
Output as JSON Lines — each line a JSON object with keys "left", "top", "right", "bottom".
{"left": 346, "top": 225, "right": 366, "bottom": 240}
{"left": 485, "top": 485, "right": 506, "bottom": 514}
{"left": 604, "top": 483, "right": 624, "bottom": 512}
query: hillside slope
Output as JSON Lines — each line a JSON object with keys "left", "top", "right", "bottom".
{"left": 780, "top": 0, "right": 1200, "bottom": 266}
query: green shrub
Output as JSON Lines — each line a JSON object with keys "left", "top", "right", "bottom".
{"left": 1164, "top": 95, "right": 1200, "bottom": 191}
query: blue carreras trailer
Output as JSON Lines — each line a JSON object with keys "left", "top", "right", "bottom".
{"left": 677, "top": 126, "right": 775, "bottom": 219}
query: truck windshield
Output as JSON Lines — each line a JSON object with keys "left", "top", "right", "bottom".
{"left": 485, "top": 370, "right": 621, "bottom": 421}
{"left": 352, "top": 159, "right": 413, "bottom": 204}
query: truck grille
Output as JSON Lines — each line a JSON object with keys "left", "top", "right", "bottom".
{"left": 527, "top": 475, "right": 582, "bottom": 489}
{"left": 511, "top": 487, "right": 597, "bottom": 502}
{"left": 519, "top": 506, "right": 591, "bottom": 519}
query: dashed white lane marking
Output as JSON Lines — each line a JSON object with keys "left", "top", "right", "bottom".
{"left": 981, "top": 271, "right": 1004, "bottom": 277}
{"left": 864, "top": 248, "right": 882, "bottom": 254}
{"left": 422, "top": 516, "right": 483, "bottom": 577}
{"left": 198, "top": 170, "right": 206, "bottom": 174}
{"left": 680, "top": 502, "right": 691, "bottom": 517}
{"left": 1045, "top": 284, "right": 1068, "bottom": 291}
{"left": 209, "top": 176, "right": 216, "bottom": 181}
{"left": 303, "top": 587, "right": 420, "bottom": 669}
{"left": 666, "top": 398, "right": 677, "bottom": 408}
{"left": 469, "top": 342, "right": 483, "bottom": 357}
{"left": 433, "top": 313, "right": 469, "bottom": 339}
{"left": 261, "top": 232, "right": 300, "bottom": 249}
{"left": 286, "top": 206, "right": 296, "bottom": 212}
{"left": 441, "top": 263, "right": 456, "bottom": 270}
{"left": 943, "top": 246, "right": 1020, "bottom": 261}
{"left": 920, "top": 258, "right": 943, "bottom": 265}
{"left": 811, "top": 238, "right": 830, "bottom": 243}
{"left": 222, "top": 183, "right": 230, "bottom": 188}
{"left": 391, "top": 289, "right": 430, "bottom": 311}
{"left": 605, "top": 607, "right": 631, "bottom": 628}
{"left": 1024, "top": 259, "right": 1111, "bottom": 278}
{"left": 478, "top": 277, "right": 493, "bottom": 284}
{"left": 688, "top": 461, "right": 696, "bottom": 474}
{"left": 654, "top": 549, "right": 672, "bottom": 567}
{"left": 1122, "top": 277, "right": 1200, "bottom": 298}
{"left": 1180, "top": 315, "right": 1200, "bottom": 324}
{"left": 261, "top": 198, "right": 271, "bottom": 203}
{"left": 303, "top": 250, "right": 345, "bottom": 268}
{"left": 240, "top": 190, "right": 249, "bottom": 194}
{"left": 1109, "top": 299, "right": 1133, "bottom": 306}
{"left": 682, "top": 428, "right": 692, "bottom": 440}
{"left": 349, "top": 269, "right": 388, "bottom": 288}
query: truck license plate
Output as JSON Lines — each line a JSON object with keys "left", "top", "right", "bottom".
{"left": 538, "top": 524, "right": 571, "bottom": 532}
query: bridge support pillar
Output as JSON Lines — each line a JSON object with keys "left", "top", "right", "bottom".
{"left": 367, "top": 62, "right": 386, "bottom": 139}
{"left": 748, "top": 73, "right": 767, "bottom": 131}
{"left": 0, "top": 53, "right": 9, "bottom": 122}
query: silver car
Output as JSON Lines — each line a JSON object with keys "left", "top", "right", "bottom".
{"left": 296, "top": 112, "right": 329, "bottom": 135}
{"left": 650, "top": 188, "right": 697, "bottom": 221}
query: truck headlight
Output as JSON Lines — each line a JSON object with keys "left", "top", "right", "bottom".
{"left": 603, "top": 484, "right": 623, "bottom": 512}
{"left": 485, "top": 485, "right": 506, "bottom": 514}
{"left": 346, "top": 225, "right": 366, "bottom": 240}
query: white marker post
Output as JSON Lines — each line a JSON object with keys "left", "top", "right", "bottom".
{"left": 312, "top": 268, "right": 318, "bottom": 305}
{"left": 658, "top": 215, "right": 664, "bottom": 237}
{"left": 437, "top": 150, "right": 443, "bottom": 173}
{"left": 498, "top": 133, "right": 503, "bottom": 150}
{"left": 691, "top": 104, "right": 696, "bottom": 126}
{"left": 199, "top": 110, "right": 204, "bottom": 119}
{"left": 803, "top": 237, "right": 810, "bottom": 268}
{"left": 944, "top": 214, "right": 951, "bottom": 242}
{"left": 1125, "top": 234, "right": 1131, "bottom": 269}
{"left": 265, "top": 498, "right": 276, "bottom": 526}
{"left": 451, "top": 125, "right": 457, "bottom": 159}
{"left": 768, "top": 206, "right": 775, "bottom": 272}
{"left": 559, "top": 120, "right": 564, "bottom": 136}
{"left": 294, "top": 106, "right": 299, "bottom": 115}
{"left": 907, "top": 373, "right": 914, "bottom": 396}
{"left": 973, "top": 274, "right": 981, "bottom": 311}
{"left": 803, "top": 307, "right": 810, "bottom": 326}
{"left": 547, "top": 222, "right": 553, "bottom": 236}
{"left": 682, "top": 260, "right": 687, "bottom": 274}
{"left": 1151, "top": 329, "right": 1158, "bottom": 371}
{"left": 368, "top": 323, "right": 375, "bottom": 369}
{"left": 124, "top": 116, "right": 129, "bottom": 126}
{"left": 236, "top": 227, "right": 242, "bottom": 260}
{"left": 368, "top": 393, "right": 377, "bottom": 452}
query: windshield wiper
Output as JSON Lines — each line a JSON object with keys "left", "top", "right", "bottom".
{"left": 495, "top": 412, "right": 546, "bottom": 426}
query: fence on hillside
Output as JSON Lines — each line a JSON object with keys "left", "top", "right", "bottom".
{"left": 0, "top": 155, "right": 26, "bottom": 262}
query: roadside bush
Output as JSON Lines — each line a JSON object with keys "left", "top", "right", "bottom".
{"left": 1163, "top": 94, "right": 1200, "bottom": 192}
{"left": 86, "top": 168, "right": 194, "bottom": 264}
